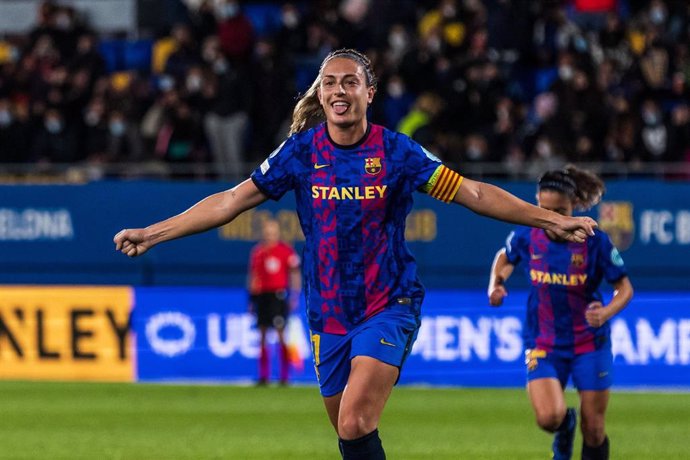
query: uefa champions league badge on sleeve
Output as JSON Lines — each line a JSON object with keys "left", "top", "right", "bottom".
{"left": 422, "top": 146, "right": 442, "bottom": 163}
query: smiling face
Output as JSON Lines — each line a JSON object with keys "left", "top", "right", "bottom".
{"left": 317, "top": 57, "right": 375, "bottom": 139}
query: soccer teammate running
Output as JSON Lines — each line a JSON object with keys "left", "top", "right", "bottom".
{"left": 115, "top": 49, "right": 597, "bottom": 459}
{"left": 488, "top": 166, "right": 633, "bottom": 460}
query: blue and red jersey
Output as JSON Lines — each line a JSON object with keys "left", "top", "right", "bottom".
{"left": 251, "top": 122, "right": 462, "bottom": 334}
{"left": 504, "top": 227, "right": 627, "bottom": 355}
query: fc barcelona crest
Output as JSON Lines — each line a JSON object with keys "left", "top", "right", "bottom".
{"left": 571, "top": 254, "right": 584, "bottom": 267}
{"left": 598, "top": 201, "right": 635, "bottom": 250}
{"left": 364, "top": 157, "right": 382, "bottom": 175}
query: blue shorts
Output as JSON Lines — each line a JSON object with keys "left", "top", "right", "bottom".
{"left": 309, "top": 305, "right": 421, "bottom": 397}
{"left": 525, "top": 344, "right": 613, "bottom": 391}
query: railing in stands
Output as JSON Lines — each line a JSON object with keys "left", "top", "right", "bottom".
{"left": 0, "top": 161, "right": 689, "bottom": 184}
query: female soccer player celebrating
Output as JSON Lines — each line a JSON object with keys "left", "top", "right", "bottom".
{"left": 115, "top": 49, "right": 597, "bottom": 459}
{"left": 487, "top": 165, "right": 633, "bottom": 460}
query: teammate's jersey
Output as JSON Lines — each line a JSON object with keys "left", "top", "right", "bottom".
{"left": 248, "top": 241, "right": 300, "bottom": 293}
{"left": 251, "top": 122, "right": 462, "bottom": 334}
{"left": 504, "top": 227, "right": 627, "bottom": 354}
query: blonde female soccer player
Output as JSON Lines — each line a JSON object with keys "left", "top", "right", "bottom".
{"left": 115, "top": 49, "right": 597, "bottom": 459}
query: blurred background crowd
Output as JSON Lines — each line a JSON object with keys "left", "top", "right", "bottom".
{"left": 0, "top": 0, "right": 689, "bottom": 181}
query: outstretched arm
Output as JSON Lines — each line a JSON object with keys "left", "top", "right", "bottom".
{"left": 114, "top": 178, "right": 268, "bottom": 257}
{"left": 453, "top": 178, "right": 596, "bottom": 243}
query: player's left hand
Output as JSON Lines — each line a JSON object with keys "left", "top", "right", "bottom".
{"left": 585, "top": 301, "right": 608, "bottom": 328}
{"left": 554, "top": 216, "right": 597, "bottom": 243}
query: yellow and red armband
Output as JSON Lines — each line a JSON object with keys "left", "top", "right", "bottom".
{"left": 422, "top": 165, "right": 464, "bottom": 203}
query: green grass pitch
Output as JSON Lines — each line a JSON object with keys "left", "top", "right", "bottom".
{"left": 0, "top": 381, "right": 687, "bottom": 459}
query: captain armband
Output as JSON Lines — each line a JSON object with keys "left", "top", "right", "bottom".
{"left": 422, "top": 165, "right": 464, "bottom": 203}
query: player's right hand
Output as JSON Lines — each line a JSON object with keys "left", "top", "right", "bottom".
{"left": 488, "top": 285, "right": 507, "bottom": 307}
{"left": 114, "top": 228, "right": 151, "bottom": 257}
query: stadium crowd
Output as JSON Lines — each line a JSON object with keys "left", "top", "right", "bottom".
{"left": 0, "top": 0, "right": 689, "bottom": 180}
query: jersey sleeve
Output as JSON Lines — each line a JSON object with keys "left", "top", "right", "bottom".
{"left": 597, "top": 231, "right": 628, "bottom": 283}
{"left": 402, "top": 136, "right": 463, "bottom": 203}
{"left": 504, "top": 229, "right": 527, "bottom": 265}
{"left": 250, "top": 139, "right": 296, "bottom": 200}
{"left": 284, "top": 243, "right": 301, "bottom": 269}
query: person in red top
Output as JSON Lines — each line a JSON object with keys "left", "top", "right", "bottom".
{"left": 248, "top": 218, "right": 301, "bottom": 385}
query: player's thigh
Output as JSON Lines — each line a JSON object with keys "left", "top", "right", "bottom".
{"left": 528, "top": 377, "right": 567, "bottom": 421}
{"left": 338, "top": 356, "right": 398, "bottom": 425}
{"left": 526, "top": 350, "right": 569, "bottom": 425}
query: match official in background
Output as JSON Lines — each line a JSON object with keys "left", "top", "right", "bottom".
{"left": 247, "top": 218, "right": 301, "bottom": 386}
{"left": 488, "top": 165, "right": 633, "bottom": 460}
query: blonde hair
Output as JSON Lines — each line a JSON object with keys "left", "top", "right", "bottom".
{"left": 289, "top": 48, "right": 377, "bottom": 135}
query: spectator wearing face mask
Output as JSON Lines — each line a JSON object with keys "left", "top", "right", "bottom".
{"left": 31, "top": 107, "right": 78, "bottom": 163}
{"left": 164, "top": 24, "right": 202, "bottom": 81}
{"left": 201, "top": 36, "right": 252, "bottom": 181}
{"left": 377, "top": 74, "right": 415, "bottom": 130}
{"left": 216, "top": 0, "right": 255, "bottom": 62}
{"left": 106, "top": 109, "right": 144, "bottom": 163}
{"left": 81, "top": 97, "right": 109, "bottom": 161}
{"left": 636, "top": 98, "right": 670, "bottom": 162}
{"left": 276, "top": 3, "right": 307, "bottom": 58}
{"left": 0, "top": 99, "right": 29, "bottom": 163}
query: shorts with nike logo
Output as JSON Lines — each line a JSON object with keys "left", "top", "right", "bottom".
{"left": 526, "top": 341, "right": 613, "bottom": 391}
{"left": 309, "top": 303, "right": 421, "bottom": 397}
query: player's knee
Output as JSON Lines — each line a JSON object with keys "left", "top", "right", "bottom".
{"left": 338, "top": 413, "right": 376, "bottom": 440}
{"left": 535, "top": 410, "right": 563, "bottom": 432}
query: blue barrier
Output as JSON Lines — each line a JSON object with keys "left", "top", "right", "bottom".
{"left": 133, "top": 287, "right": 690, "bottom": 388}
{"left": 1, "top": 180, "right": 690, "bottom": 289}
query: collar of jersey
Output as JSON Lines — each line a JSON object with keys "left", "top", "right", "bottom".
{"left": 324, "top": 122, "right": 371, "bottom": 150}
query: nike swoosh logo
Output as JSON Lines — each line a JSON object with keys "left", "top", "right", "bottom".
{"left": 314, "top": 163, "right": 330, "bottom": 170}
{"left": 380, "top": 338, "right": 396, "bottom": 347}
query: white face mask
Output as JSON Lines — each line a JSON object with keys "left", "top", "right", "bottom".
{"left": 159, "top": 75, "right": 175, "bottom": 91}
{"left": 642, "top": 110, "right": 660, "bottom": 125}
{"left": 536, "top": 141, "right": 553, "bottom": 158}
{"left": 559, "top": 65, "right": 574, "bottom": 81}
{"left": 45, "top": 118, "right": 63, "bottom": 134}
{"left": 0, "top": 110, "right": 12, "bottom": 127}
{"left": 213, "top": 59, "right": 228, "bottom": 74}
{"left": 649, "top": 7, "right": 666, "bottom": 25}
{"left": 109, "top": 121, "right": 126, "bottom": 137}
{"left": 388, "top": 32, "right": 407, "bottom": 51}
{"left": 84, "top": 110, "right": 101, "bottom": 126}
{"left": 426, "top": 36, "right": 442, "bottom": 54}
{"left": 282, "top": 11, "right": 299, "bottom": 28}
{"left": 387, "top": 82, "right": 404, "bottom": 98}
{"left": 186, "top": 75, "right": 203, "bottom": 92}
{"left": 219, "top": 2, "right": 239, "bottom": 19}
{"left": 466, "top": 146, "right": 483, "bottom": 160}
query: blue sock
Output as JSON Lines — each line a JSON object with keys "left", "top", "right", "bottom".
{"left": 582, "top": 436, "right": 609, "bottom": 460}
{"left": 339, "top": 429, "right": 385, "bottom": 460}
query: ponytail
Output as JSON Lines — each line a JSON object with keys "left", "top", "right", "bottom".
{"left": 289, "top": 79, "right": 324, "bottom": 135}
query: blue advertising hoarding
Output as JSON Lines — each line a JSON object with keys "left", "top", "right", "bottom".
{"left": 133, "top": 287, "right": 690, "bottom": 388}
{"left": 1, "top": 180, "right": 689, "bottom": 289}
